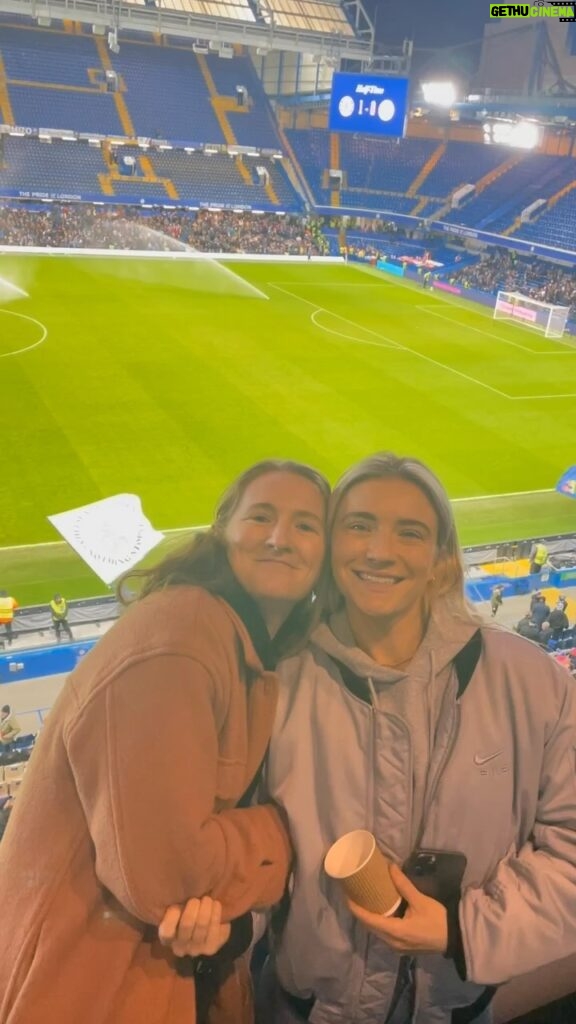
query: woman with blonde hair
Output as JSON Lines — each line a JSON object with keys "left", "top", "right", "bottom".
{"left": 0, "top": 458, "right": 329, "bottom": 1024}
{"left": 166, "top": 452, "right": 576, "bottom": 1023}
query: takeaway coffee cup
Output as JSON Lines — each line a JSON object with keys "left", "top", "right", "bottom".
{"left": 324, "top": 829, "right": 401, "bottom": 916}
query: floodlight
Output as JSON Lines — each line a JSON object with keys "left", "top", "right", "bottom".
{"left": 511, "top": 120, "right": 540, "bottom": 149}
{"left": 485, "top": 119, "right": 541, "bottom": 149}
{"left": 421, "top": 81, "right": 457, "bottom": 107}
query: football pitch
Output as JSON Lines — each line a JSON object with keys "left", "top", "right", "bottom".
{"left": 0, "top": 252, "right": 574, "bottom": 605}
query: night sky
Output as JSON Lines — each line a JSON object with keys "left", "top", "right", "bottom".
{"left": 361, "top": 0, "right": 490, "bottom": 85}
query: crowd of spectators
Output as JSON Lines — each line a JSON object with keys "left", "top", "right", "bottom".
{"left": 450, "top": 248, "right": 576, "bottom": 314}
{"left": 0, "top": 203, "right": 328, "bottom": 256}
{"left": 515, "top": 591, "right": 574, "bottom": 652}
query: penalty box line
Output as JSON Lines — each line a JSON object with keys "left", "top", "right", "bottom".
{"left": 415, "top": 302, "right": 576, "bottom": 356}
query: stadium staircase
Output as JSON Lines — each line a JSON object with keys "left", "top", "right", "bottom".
{"left": 473, "top": 152, "right": 525, "bottom": 196}
{"left": 196, "top": 53, "right": 279, "bottom": 207}
{"left": 0, "top": 53, "right": 14, "bottom": 125}
{"left": 273, "top": 119, "right": 315, "bottom": 208}
{"left": 93, "top": 36, "right": 134, "bottom": 138}
{"left": 97, "top": 141, "right": 180, "bottom": 200}
{"left": 409, "top": 196, "right": 429, "bottom": 215}
{"left": 405, "top": 142, "right": 446, "bottom": 198}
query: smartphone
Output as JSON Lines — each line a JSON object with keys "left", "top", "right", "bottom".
{"left": 403, "top": 849, "right": 467, "bottom": 906}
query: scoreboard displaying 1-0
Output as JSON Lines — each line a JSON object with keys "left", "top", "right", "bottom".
{"left": 328, "top": 73, "right": 409, "bottom": 138}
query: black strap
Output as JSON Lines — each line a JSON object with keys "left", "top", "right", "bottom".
{"left": 453, "top": 630, "right": 483, "bottom": 699}
{"left": 335, "top": 629, "right": 483, "bottom": 705}
{"left": 237, "top": 749, "right": 268, "bottom": 808}
{"left": 336, "top": 662, "right": 371, "bottom": 703}
{"left": 452, "top": 985, "right": 497, "bottom": 1023}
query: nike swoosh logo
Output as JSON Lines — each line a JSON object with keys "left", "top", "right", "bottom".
{"left": 474, "top": 751, "right": 504, "bottom": 766}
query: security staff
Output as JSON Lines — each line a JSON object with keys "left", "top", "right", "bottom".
{"left": 50, "top": 594, "right": 73, "bottom": 642}
{"left": 0, "top": 591, "right": 18, "bottom": 647}
{"left": 529, "top": 541, "right": 548, "bottom": 575}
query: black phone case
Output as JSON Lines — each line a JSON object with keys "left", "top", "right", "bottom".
{"left": 403, "top": 849, "right": 467, "bottom": 905}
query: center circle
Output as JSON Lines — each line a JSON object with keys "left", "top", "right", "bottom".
{"left": 0, "top": 309, "right": 48, "bottom": 357}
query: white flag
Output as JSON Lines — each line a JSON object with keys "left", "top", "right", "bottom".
{"left": 48, "top": 494, "right": 164, "bottom": 585}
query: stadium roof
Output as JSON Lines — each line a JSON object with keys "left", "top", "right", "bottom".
{"left": 0, "top": 0, "right": 375, "bottom": 60}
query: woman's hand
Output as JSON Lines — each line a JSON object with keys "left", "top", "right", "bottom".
{"left": 158, "top": 896, "right": 231, "bottom": 958}
{"left": 348, "top": 863, "right": 448, "bottom": 956}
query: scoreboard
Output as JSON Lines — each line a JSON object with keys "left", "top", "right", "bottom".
{"left": 328, "top": 73, "right": 409, "bottom": 138}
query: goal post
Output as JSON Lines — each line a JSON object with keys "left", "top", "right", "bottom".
{"left": 494, "top": 290, "right": 570, "bottom": 339}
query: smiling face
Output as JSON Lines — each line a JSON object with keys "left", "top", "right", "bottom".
{"left": 331, "top": 476, "right": 440, "bottom": 631}
{"left": 224, "top": 471, "right": 326, "bottom": 612}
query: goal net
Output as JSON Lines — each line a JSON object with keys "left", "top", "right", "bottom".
{"left": 494, "top": 290, "right": 570, "bottom": 339}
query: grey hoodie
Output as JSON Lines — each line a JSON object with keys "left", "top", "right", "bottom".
{"left": 265, "top": 606, "right": 576, "bottom": 1024}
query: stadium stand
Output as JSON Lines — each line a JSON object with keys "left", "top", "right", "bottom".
{"left": 1, "top": 25, "right": 124, "bottom": 134}
{"left": 0, "top": 22, "right": 285, "bottom": 149}
{"left": 339, "top": 135, "right": 439, "bottom": 195}
{"left": 203, "top": 53, "right": 283, "bottom": 151}
{"left": 3, "top": 15, "right": 576, "bottom": 246}
{"left": 0, "top": 136, "right": 107, "bottom": 195}
{"left": 449, "top": 248, "right": 576, "bottom": 315}
{"left": 0, "top": 203, "right": 326, "bottom": 253}
{"left": 285, "top": 128, "right": 331, "bottom": 205}
{"left": 420, "top": 141, "right": 516, "bottom": 202}
{"left": 444, "top": 153, "right": 576, "bottom": 234}
{"left": 105, "top": 40, "right": 226, "bottom": 143}
{"left": 0, "top": 135, "right": 301, "bottom": 209}
{"left": 513, "top": 189, "right": 576, "bottom": 250}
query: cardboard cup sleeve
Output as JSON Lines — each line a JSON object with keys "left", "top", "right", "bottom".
{"left": 324, "top": 829, "right": 401, "bottom": 916}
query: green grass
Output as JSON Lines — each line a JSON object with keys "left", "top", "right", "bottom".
{"left": 1, "top": 254, "right": 574, "bottom": 604}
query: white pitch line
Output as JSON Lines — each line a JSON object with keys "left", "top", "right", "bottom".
{"left": 310, "top": 309, "right": 399, "bottom": 349}
{"left": 452, "top": 487, "right": 554, "bottom": 501}
{"left": 415, "top": 304, "right": 539, "bottom": 354}
{"left": 0, "top": 489, "right": 558, "bottom": 554}
{"left": 0, "top": 310, "right": 48, "bottom": 358}
{"left": 271, "top": 282, "right": 511, "bottom": 399}
{"left": 274, "top": 281, "right": 388, "bottom": 288}
{"left": 269, "top": 283, "right": 404, "bottom": 347}
{"left": 415, "top": 302, "right": 576, "bottom": 355}
{"left": 0, "top": 524, "right": 211, "bottom": 553}
{"left": 512, "top": 392, "right": 576, "bottom": 400}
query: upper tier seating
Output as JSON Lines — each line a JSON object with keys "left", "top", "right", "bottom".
{"left": 107, "top": 42, "right": 225, "bottom": 143}
{"left": 204, "top": 53, "right": 282, "bottom": 151}
{"left": 0, "top": 20, "right": 287, "bottom": 149}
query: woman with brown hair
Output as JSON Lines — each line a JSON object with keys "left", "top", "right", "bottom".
{"left": 0, "top": 458, "right": 329, "bottom": 1024}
